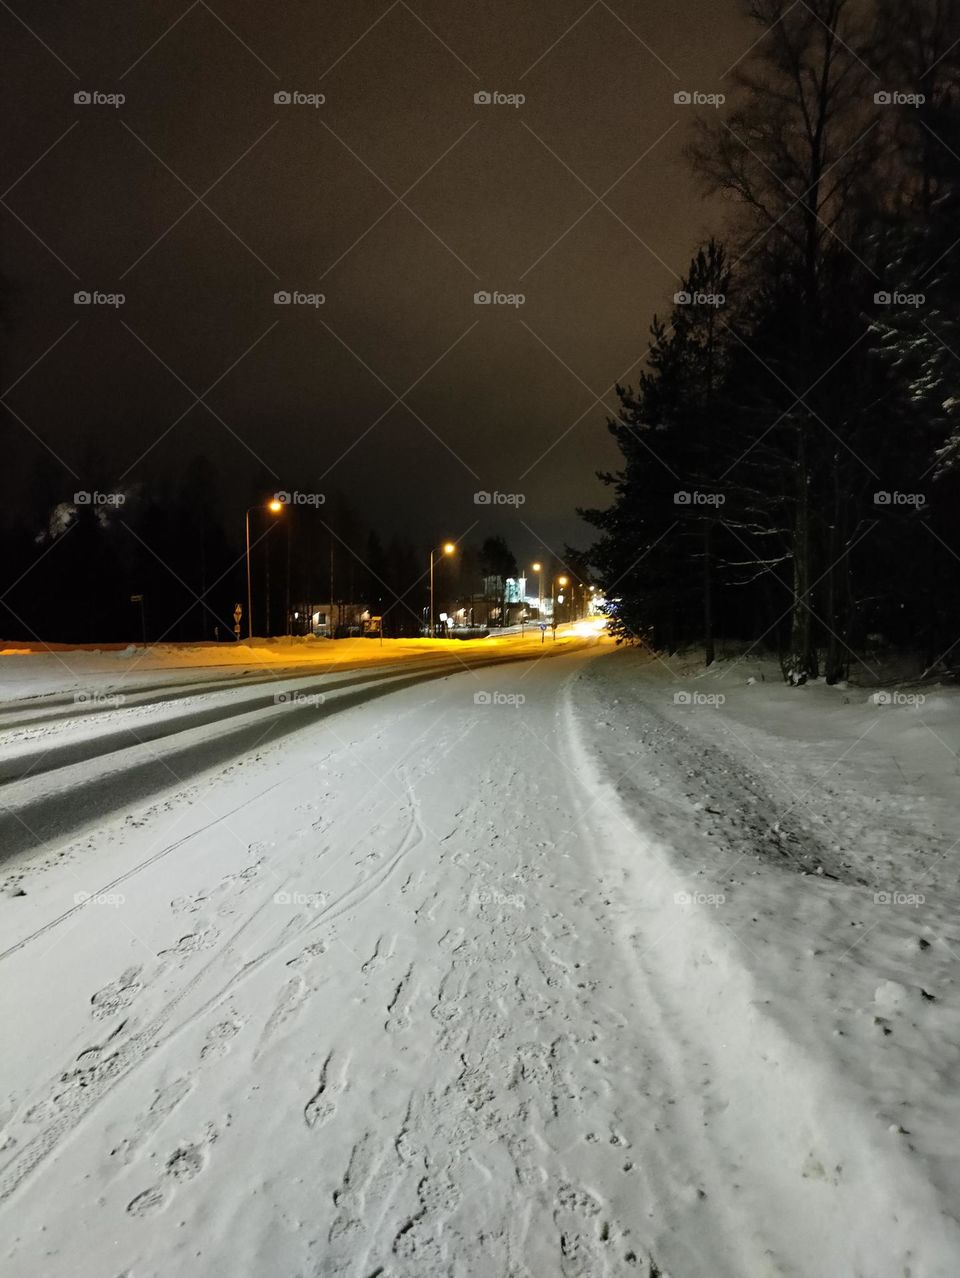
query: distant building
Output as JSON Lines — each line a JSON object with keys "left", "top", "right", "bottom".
{"left": 448, "top": 584, "right": 530, "bottom": 630}
{"left": 291, "top": 602, "right": 373, "bottom": 637}
{"left": 504, "top": 576, "right": 527, "bottom": 605}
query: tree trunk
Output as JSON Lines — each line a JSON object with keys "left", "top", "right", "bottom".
{"left": 824, "top": 452, "right": 848, "bottom": 684}
{"left": 788, "top": 420, "right": 817, "bottom": 682}
{"left": 703, "top": 518, "right": 715, "bottom": 665}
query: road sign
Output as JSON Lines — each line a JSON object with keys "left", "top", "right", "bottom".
{"left": 130, "top": 593, "right": 143, "bottom": 603}
{"left": 233, "top": 603, "right": 243, "bottom": 622}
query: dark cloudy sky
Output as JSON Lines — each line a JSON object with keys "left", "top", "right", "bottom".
{"left": 0, "top": 0, "right": 752, "bottom": 562}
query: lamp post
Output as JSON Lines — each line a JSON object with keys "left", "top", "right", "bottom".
{"left": 554, "top": 575, "right": 568, "bottom": 626}
{"left": 531, "top": 561, "right": 543, "bottom": 620}
{"left": 245, "top": 498, "right": 284, "bottom": 640}
{"left": 429, "top": 541, "right": 456, "bottom": 638}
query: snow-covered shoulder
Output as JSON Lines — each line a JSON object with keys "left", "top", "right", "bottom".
{"left": 567, "top": 646, "right": 960, "bottom": 1275}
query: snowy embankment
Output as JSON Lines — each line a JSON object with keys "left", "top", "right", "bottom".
{"left": 570, "top": 646, "right": 960, "bottom": 1274}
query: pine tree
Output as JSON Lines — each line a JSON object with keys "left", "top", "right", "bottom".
{"left": 581, "top": 243, "right": 737, "bottom": 652}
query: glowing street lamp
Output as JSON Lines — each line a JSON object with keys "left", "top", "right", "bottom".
{"left": 245, "top": 498, "right": 284, "bottom": 640}
{"left": 531, "top": 562, "right": 543, "bottom": 619}
{"left": 429, "top": 541, "right": 456, "bottom": 638}
{"left": 553, "top": 575, "right": 569, "bottom": 626}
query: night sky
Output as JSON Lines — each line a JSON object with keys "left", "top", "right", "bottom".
{"left": 0, "top": 0, "right": 751, "bottom": 560}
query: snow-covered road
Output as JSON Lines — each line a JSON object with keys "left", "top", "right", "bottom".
{"left": 3, "top": 637, "right": 682, "bottom": 1278}
{"left": 0, "top": 636, "right": 585, "bottom": 860}
{"left": 1, "top": 638, "right": 959, "bottom": 1277}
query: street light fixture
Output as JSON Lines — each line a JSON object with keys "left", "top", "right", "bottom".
{"left": 553, "top": 575, "right": 569, "bottom": 627}
{"left": 429, "top": 541, "right": 456, "bottom": 638}
{"left": 531, "top": 562, "right": 543, "bottom": 619}
{"left": 245, "top": 499, "right": 284, "bottom": 640}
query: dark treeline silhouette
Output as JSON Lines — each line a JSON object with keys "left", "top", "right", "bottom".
{"left": 0, "top": 454, "right": 528, "bottom": 644}
{"left": 580, "top": 0, "right": 960, "bottom": 683}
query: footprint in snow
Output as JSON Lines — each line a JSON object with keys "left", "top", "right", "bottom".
{"left": 159, "top": 926, "right": 220, "bottom": 961}
{"left": 126, "top": 1184, "right": 168, "bottom": 1217}
{"left": 200, "top": 1019, "right": 242, "bottom": 1060}
{"left": 254, "top": 976, "right": 309, "bottom": 1057}
{"left": 170, "top": 892, "right": 208, "bottom": 915}
{"left": 90, "top": 967, "right": 143, "bottom": 1021}
{"left": 417, "top": 1172, "right": 461, "bottom": 1213}
{"left": 165, "top": 1140, "right": 208, "bottom": 1182}
{"left": 127, "top": 1125, "right": 218, "bottom": 1217}
{"left": 304, "top": 1050, "right": 350, "bottom": 1130}
{"left": 286, "top": 940, "right": 327, "bottom": 970}
{"left": 110, "top": 1077, "right": 192, "bottom": 1166}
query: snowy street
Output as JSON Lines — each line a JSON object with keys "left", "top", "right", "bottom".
{"left": 3, "top": 632, "right": 673, "bottom": 1278}
{"left": 2, "top": 637, "right": 960, "bottom": 1277}
{"left": 6, "top": 0, "right": 960, "bottom": 1273}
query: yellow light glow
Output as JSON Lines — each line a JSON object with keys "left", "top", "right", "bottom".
{"left": 558, "top": 576, "right": 568, "bottom": 587}
{"left": 443, "top": 542, "right": 456, "bottom": 555}
{"left": 268, "top": 499, "right": 283, "bottom": 513}
{"left": 532, "top": 562, "right": 542, "bottom": 572}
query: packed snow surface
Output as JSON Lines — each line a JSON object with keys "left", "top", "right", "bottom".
{"left": 0, "top": 634, "right": 958, "bottom": 1276}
